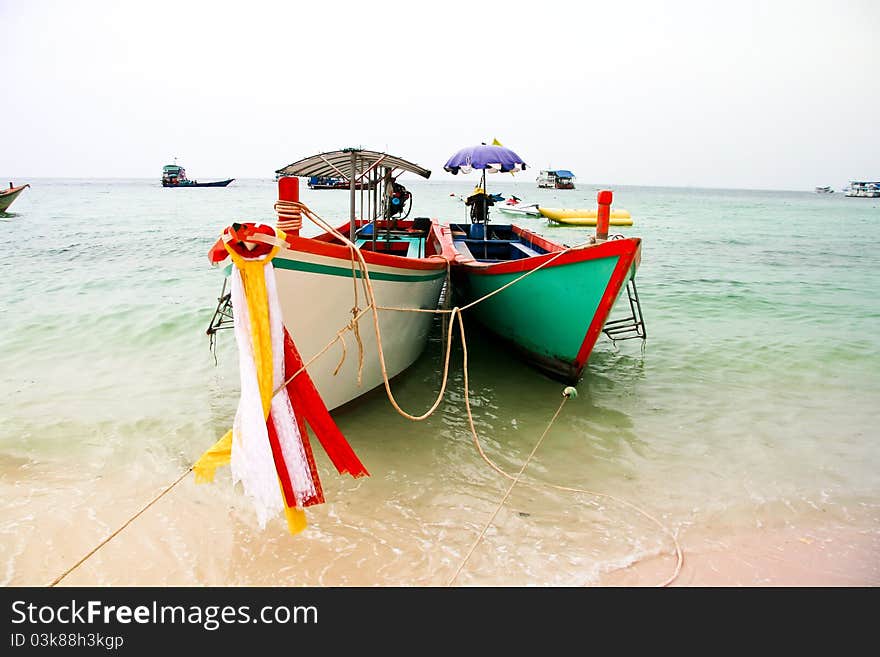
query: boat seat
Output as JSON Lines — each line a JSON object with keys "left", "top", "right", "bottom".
{"left": 511, "top": 242, "right": 540, "bottom": 258}
{"left": 454, "top": 240, "right": 475, "bottom": 260}
{"left": 355, "top": 237, "right": 423, "bottom": 259}
{"left": 411, "top": 217, "right": 431, "bottom": 236}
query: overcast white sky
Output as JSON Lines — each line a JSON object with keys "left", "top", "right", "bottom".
{"left": 2, "top": 0, "right": 877, "bottom": 190}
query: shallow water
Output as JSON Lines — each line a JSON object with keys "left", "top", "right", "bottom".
{"left": 1, "top": 178, "right": 878, "bottom": 586}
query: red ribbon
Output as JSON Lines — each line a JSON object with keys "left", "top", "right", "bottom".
{"left": 283, "top": 328, "right": 369, "bottom": 479}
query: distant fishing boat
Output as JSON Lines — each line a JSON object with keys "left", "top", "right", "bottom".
{"left": 844, "top": 181, "right": 880, "bottom": 198}
{"left": 814, "top": 186, "right": 834, "bottom": 194}
{"left": 537, "top": 169, "right": 576, "bottom": 189}
{"left": 162, "top": 162, "right": 233, "bottom": 188}
{"left": 306, "top": 175, "right": 375, "bottom": 190}
{"left": 0, "top": 182, "right": 30, "bottom": 212}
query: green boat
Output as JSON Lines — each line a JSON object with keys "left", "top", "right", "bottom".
{"left": 448, "top": 219, "right": 645, "bottom": 384}
{"left": 0, "top": 183, "right": 29, "bottom": 213}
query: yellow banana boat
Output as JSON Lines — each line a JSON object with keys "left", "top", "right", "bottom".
{"left": 539, "top": 206, "right": 633, "bottom": 226}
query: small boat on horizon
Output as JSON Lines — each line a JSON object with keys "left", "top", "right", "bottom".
{"left": 814, "top": 186, "right": 834, "bottom": 194}
{"left": 162, "top": 162, "right": 233, "bottom": 188}
{"left": 0, "top": 182, "right": 30, "bottom": 213}
{"left": 306, "top": 175, "right": 375, "bottom": 190}
{"left": 537, "top": 169, "right": 576, "bottom": 190}
{"left": 844, "top": 181, "right": 880, "bottom": 198}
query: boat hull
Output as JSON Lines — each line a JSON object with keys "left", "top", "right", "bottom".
{"left": 0, "top": 184, "right": 29, "bottom": 212}
{"left": 451, "top": 227, "right": 641, "bottom": 383}
{"left": 497, "top": 203, "right": 542, "bottom": 217}
{"left": 163, "top": 179, "right": 234, "bottom": 187}
{"left": 271, "top": 227, "right": 449, "bottom": 411}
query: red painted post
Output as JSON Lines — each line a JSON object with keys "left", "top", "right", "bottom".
{"left": 596, "top": 189, "right": 613, "bottom": 241}
{"left": 277, "top": 176, "right": 300, "bottom": 236}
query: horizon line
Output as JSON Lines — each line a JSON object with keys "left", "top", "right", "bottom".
{"left": 1, "top": 176, "right": 856, "bottom": 194}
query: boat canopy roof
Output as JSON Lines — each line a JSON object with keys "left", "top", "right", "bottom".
{"left": 275, "top": 148, "right": 431, "bottom": 182}
{"left": 163, "top": 165, "right": 183, "bottom": 172}
{"left": 552, "top": 169, "right": 575, "bottom": 178}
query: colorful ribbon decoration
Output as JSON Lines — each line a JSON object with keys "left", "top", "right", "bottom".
{"left": 195, "top": 223, "right": 368, "bottom": 534}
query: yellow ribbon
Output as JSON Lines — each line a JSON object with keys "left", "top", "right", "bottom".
{"left": 193, "top": 430, "right": 232, "bottom": 484}
{"left": 195, "top": 228, "right": 306, "bottom": 534}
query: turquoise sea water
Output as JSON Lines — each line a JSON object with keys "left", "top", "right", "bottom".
{"left": 1, "top": 178, "right": 878, "bottom": 586}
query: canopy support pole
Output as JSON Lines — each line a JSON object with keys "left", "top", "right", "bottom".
{"left": 349, "top": 150, "right": 357, "bottom": 242}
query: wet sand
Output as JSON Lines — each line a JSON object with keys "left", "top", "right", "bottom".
{"left": 3, "top": 458, "right": 877, "bottom": 588}
{"left": 598, "top": 524, "right": 880, "bottom": 586}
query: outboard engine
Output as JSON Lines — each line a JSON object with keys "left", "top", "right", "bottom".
{"left": 384, "top": 181, "right": 412, "bottom": 220}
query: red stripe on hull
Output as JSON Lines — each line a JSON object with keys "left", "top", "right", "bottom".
{"left": 572, "top": 240, "right": 641, "bottom": 375}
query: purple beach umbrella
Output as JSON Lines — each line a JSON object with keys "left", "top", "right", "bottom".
{"left": 444, "top": 142, "right": 527, "bottom": 224}
{"left": 443, "top": 143, "right": 527, "bottom": 175}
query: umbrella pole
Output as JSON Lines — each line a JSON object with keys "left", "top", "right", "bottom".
{"left": 482, "top": 169, "right": 490, "bottom": 234}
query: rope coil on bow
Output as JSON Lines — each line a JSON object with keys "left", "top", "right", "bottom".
{"left": 274, "top": 199, "right": 303, "bottom": 233}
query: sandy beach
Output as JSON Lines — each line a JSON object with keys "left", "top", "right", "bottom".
{"left": 3, "top": 451, "right": 876, "bottom": 588}
{"left": 598, "top": 524, "right": 879, "bottom": 587}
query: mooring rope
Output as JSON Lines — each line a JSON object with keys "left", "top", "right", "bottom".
{"left": 449, "top": 315, "right": 684, "bottom": 587}
{"left": 48, "top": 467, "right": 193, "bottom": 587}
{"left": 448, "top": 389, "right": 574, "bottom": 586}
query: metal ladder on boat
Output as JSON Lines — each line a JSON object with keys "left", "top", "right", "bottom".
{"left": 206, "top": 279, "right": 234, "bottom": 360}
{"left": 602, "top": 278, "right": 647, "bottom": 345}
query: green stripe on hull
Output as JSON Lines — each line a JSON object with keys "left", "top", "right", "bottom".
{"left": 461, "top": 256, "right": 620, "bottom": 361}
{"left": 273, "top": 258, "right": 446, "bottom": 282}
